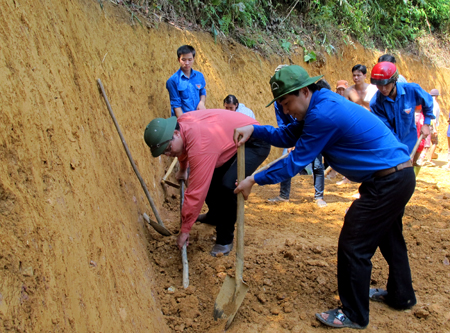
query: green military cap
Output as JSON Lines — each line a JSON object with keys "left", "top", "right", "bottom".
{"left": 266, "top": 65, "right": 323, "bottom": 107}
{"left": 144, "top": 116, "right": 177, "bottom": 157}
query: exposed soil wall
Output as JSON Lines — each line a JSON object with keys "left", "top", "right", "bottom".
{"left": 0, "top": 0, "right": 449, "bottom": 332}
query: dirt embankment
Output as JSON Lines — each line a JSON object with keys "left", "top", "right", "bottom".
{"left": 1, "top": 0, "right": 449, "bottom": 332}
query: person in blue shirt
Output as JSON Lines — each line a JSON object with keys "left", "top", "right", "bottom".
{"left": 166, "top": 45, "right": 207, "bottom": 117}
{"left": 234, "top": 65, "right": 417, "bottom": 329}
{"left": 370, "top": 61, "right": 434, "bottom": 154}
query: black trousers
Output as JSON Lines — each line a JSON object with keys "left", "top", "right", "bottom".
{"left": 203, "top": 138, "right": 270, "bottom": 245}
{"left": 338, "top": 167, "right": 416, "bottom": 326}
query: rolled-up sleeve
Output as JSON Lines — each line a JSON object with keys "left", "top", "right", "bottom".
{"left": 166, "top": 78, "right": 182, "bottom": 109}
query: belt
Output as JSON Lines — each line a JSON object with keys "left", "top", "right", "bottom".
{"left": 373, "top": 160, "right": 412, "bottom": 178}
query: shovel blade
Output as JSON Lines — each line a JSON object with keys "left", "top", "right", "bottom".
{"left": 143, "top": 213, "right": 172, "bottom": 236}
{"left": 213, "top": 275, "right": 249, "bottom": 329}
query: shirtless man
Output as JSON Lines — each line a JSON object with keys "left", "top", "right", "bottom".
{"left": 344, "top": 64, "right": 373, "bottom": 111}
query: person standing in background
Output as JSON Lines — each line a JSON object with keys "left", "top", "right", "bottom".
{"left": 335, "top": 80, "right": 348, "bottom": 96}
{"left": 166, "top": 45, "right": 207, "bottom": 117}
{"left": 223, "top": 95, "right": 256, "bottom": 119}
{"left": 377, "top": 54, "right": 408, "bottom": 83}
{"left": 421, "top": 89, "right": 441, "bottom": 167}
{"left": 344, "top": 64, "right": 373, "bottom": 111}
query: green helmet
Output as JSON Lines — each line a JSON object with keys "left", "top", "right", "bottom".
{"left": 144, "top": 117, "right": 177, "bottom": 157}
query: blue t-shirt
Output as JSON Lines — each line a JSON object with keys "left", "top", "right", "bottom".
{"left": 166, "top": 68, "right": 206, "bottom": 116}
{"left": 253, "top": 89, "right": 410, "bottom": 184}
{"left": 370, "top": 82, "right": 434, "bottom": 153}
{"left": 274, "top": 101, "right": 295, "bottom": 127}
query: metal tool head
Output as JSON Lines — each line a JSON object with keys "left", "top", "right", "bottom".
{"left": 143, "top": 213, "right": 172, "bottom": 236}
{"left": 213, "top": 275, "right": 249, "bottom": 329}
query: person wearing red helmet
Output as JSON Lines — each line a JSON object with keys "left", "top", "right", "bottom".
{"left": 370, "top": 61, "right": 435, "bottom": 154}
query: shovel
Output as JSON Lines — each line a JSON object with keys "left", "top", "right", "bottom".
{"left": 161, "top": 157, "right": 180, "bottom": 189}
{"left": 97, "top": 79, "right": 171, "bottom": 237}
{"left": 411, "top": 134, "right": 424, "bottom": 159}
{"left": 213, "top": 142, "right": 248, "bottom": 329}
{"left": 180, "top": 180, "right": 189, "bottom": 288}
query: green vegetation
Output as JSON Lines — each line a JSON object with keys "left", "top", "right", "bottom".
{"left": 100, "top": 0, "right": 450, "bottom": 63}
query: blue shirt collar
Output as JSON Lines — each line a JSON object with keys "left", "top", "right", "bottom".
{"left": 379, "top": 82, "right": 406, "bottom": 103}
{"left": 178, "top": 68, "right": 197, "bottom": 79}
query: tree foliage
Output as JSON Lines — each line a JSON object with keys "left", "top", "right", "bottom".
{"left": 104, "top": 0, "right": 450, "bottom": 52}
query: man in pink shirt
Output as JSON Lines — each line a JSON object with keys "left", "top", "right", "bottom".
{"left": 144, "top": 110, "right": 270, "bottom": 256}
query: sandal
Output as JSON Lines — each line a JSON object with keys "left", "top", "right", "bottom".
{"left": 369, "top": 288, "right": 388, "bottom": 303}
{"left": 369, "top": 288, "right": 416, "bottom": 310}
{"left": 315, "top": 308, "right": 366, "bottom": 329}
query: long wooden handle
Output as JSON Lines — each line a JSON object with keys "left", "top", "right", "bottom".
{"left": 180, "top": 180, "right": 189, "bottom": 289}
{"left": 411, "top": 134, "right": 424, "bottom": 159}
{"left": 97, "top": 79, "right": 167, "bottom": 229}
{"left": 236, "top": 142, "right": 245, "bottom": 287}
{"left": 252, "top": 152, "right": 288, "bottom": 176}
{"left": 162, "top": 157, "right": 178, "bottom": 182}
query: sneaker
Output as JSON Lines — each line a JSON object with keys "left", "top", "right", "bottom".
{"left": 336, "top": 177, "right": 351, "bottom": 185}
{"left": 210, "top": 243, "right": 233, "bottom": 257}
{"left": 326, "top": 170, "right": 338, "bottom": 180}
{"left": 352, "top": 193, "right": 361, "bottom": 199}
{"left": 422, "top": 161, "right": 436, "bottom": 167}
{"left": 315, "top": 199, "right": 327, "bottom": 207}
{"left": 442, "top": 163, "right": 450, "bottom": 170}
{"left": 268, "top": 196, "right": 289, "bottom": 203}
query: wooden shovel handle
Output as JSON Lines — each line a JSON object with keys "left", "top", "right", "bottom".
{"left": 180, "top": 180, "right": 189, "bottom": 289}
{"left": 236, "top": 142, "right": 245, "bottom": 286}
{"left": 411, "top": 134, "right": 424, "bottom": 159}
{"left": 252, "top": 152, "right": 288, "bottom": 176}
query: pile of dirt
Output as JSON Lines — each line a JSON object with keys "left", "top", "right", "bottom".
{"left": 0, "top": 0, "right": 449, "bottom": 332}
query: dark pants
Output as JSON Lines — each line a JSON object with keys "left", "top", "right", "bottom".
{"left": 338, "top": 167, "right": 416, "bottom": 326}
{"left": 204, "top": 138, "right": 270, "bottom": 245}
{"left": 280, "top": 153, "right": 324, "bottom": 200}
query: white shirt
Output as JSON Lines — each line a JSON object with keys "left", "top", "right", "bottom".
{"left": 236, "top": 103, "right": 255, "bottom": 119}
{"left": 398, "top": 74, "right": 407, "bottom": 83}
{"left": 432, "top": 96, "right": 440, "bottom": 129}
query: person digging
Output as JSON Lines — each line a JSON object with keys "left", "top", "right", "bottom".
{"left": 144, "top": 110, "right": 270, "bottom": 257}
{"left": 234, "top": 65, "right": 417, "bottom": 329}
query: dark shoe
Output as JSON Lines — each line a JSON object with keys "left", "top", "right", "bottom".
{"left": 369, "top": 288, "right": 388, "bottom": 303}
{"left": 210, "top": 243, "right": 233, "bottom": 257}
{"left": 315, "top": 308, "right": 366, "bottom": 329}
{"left": 268, "top": 196, "right": 289, "bottom": 203}
{"left": 369, "top": 288, "right": 416, "bottom": 310}
{"left": 196, "top": 214, "right": 216, "bottom": 226}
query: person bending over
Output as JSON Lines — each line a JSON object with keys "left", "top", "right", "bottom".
{"left": 144, "top": 110, "right": 270, "bottom": 257}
